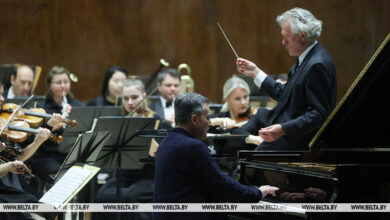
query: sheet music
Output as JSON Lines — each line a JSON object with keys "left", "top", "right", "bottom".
{"left": 39, "top": 165, "right": 99, "bottom": 208}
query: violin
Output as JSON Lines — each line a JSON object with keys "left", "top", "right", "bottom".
{"left": 0, "top": 148, "right": 34, "bottom": 179}
{"left": 234, "top": 107, "right": 258, "bottom": 127}
{"left": 1, "top": 103, "right": 77, "bottom": 127}
{"left": 0, "top": 118, "right": 63, "bottom": 143}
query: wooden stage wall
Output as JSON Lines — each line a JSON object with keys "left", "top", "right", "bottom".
{"left": 0, "top": 0, "right": 389, "bottom": 103}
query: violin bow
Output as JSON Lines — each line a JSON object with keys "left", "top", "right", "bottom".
{"left": 128, "top": 87, "right": 158, "bottom": 116}
{"left": 127, "top": 59, "right": 169, "bottom": 116}
{"left": 0, "top": 95, "right": 35, "bottom": 135}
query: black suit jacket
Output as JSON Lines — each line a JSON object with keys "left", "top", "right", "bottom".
{"left": 235, "top": 43, "right": 337, "bottom": 150}
{"left": 148, "top": 98, "right": 165, "bottom": 119}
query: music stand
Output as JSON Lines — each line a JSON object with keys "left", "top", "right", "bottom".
{"left": 5, "top": 95, "right": 46, "bottom": 108}
{"left": 55, "top": 131, "right": 111, "bottom": 181}
{"left": 93, "top": 116, "right": 157, "bottom": 169}
{"left": 58, "top": 106, "right": 121, "bottom": 153}
{"left": 91, "top": 116, "right": 157, "bottom": 207}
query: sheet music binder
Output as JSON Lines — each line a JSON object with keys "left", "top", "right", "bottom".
{"left": 39, "top": 164, "right": 100, "bottom": 209}
{"left": 55, "top": 131, "right": 111, "bottom": 181}
{"left": 58, "top": 106, "right": 121, "bottom": 153}
{"left": 92, "top": 116, "right": 158, "bottom": 170}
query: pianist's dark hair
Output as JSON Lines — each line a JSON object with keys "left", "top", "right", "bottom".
{"left": 157, "top": 68, "right": 181, "bottom": 84}
{"left": 174, "top": 92, "right": 209, "bottom": 125}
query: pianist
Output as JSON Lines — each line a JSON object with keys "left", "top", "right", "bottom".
{"left": 153, "top": 92, "right": 279, "bottom": 220}
{"left": 235, "top": 7, "right": 337, "bottom": 150}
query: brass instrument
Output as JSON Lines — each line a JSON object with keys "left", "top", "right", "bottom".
{"left": 177, "top": 63, "right": 194, "bottom": 94}
{"left": 69, "top": 73, "right": 78, "bottom": 83}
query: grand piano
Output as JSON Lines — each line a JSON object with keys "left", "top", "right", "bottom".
{"left": 237, "top": 33, "right": 390, "bottom": 219}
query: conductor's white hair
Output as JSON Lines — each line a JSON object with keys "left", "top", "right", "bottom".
{"left": 276, "top": 7, "right": 322, "bottom": 41}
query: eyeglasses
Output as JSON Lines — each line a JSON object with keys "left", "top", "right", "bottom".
{"left": 52, "top": 80, "right": 70, "bottom": 86}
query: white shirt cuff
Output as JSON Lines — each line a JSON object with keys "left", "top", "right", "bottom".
{"left": 253, "top": 69, "right": 268, "bottom": 88}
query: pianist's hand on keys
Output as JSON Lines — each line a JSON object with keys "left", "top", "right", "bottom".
{"left": 259, "top": 185, "right": 279, "bottom": 198}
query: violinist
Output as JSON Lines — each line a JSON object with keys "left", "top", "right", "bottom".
{"left": 0, "top": 82, "right": 53, "bottom": 211}
{"left": 30, "top": 66, "right": 83, "bottom": 182}
{"left": 94, "top": 77, "right": 165, "bottom": 220}
{"left": 4, "top": 64, "right": 34, "bottom": 98}
{"left": 120, "top": 77, "right": 170, "bottom": 154}
{"left": 210, "top": 76, "right": 263, "bottom": 146}
{"left": 87, "top": 65, "right": 127, "bottom": 106}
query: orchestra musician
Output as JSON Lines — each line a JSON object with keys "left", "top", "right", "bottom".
{"left": 153, "top": 92, "right": 279, "bottom": 220}
{"left": 210, "top": 76, "right": 262, "bottom": 146}
{"left": 0, "top": 82, "right": 54, "bottom": 220}
{"left": 148, "top": 68, "right": 181, "bottom": 126}
{"left": 235, "top": 7, "right": 337, "bottom": 150}
{"left": 87, "top": 65, "right": 127, "bottom": 106}
{"left": 94, "top": 77, "right": 168, "bottom": 220}
{"left": 4, "top": 64, "right": 34, "bottom": 98}
{"left": 29, "top": 66, "right": 84, "bottom": 183}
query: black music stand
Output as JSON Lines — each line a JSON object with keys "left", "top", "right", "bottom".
{"left": 58, "top": 106, "right": 121, "bottom": 153}
{"left": 92, "top": 116, "right": 157, "bottom": 207}
{"left": 5, "top": 95, "right": 46, "bottom": 108}
{"left": 55, "top": 131, "right": 111, "bottom": 181}
{"left": 93, "top": 116, "right": 157, "bottom": 170}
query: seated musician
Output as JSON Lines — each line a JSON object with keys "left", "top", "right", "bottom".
{"left": 87, "top": 65, "right": 127, "bottom": 106}
{"left": 148, "top": 68, "right": 181, "bottom": 126}
{"left": 29, "top": 66, "right": 84, "bottom": 182}
{"left": 0, "top": 83, "right": 54, "bottom": 220}
{"left": 93, "top": 77, "right": 168, "bottom": 220}
{"left": 153, "top": 92, "right": 279, "bottom": 220}
{"left": 234, "top": 7, "right": 337, "bottom": 150}
{"left": 210, "top": 76, "right": 262, "bottom": 146}
{"left": 4, "top": 64, "right": 34, "bottom": 98}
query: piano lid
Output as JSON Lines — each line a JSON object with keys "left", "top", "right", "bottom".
{"left": 310, "top": 33, "right": 390, "bottom": 149}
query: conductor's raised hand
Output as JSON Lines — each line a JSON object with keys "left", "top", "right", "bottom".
{"left": 259, "top": 185, "right": 279, "bottom": 199}
{"left": 236, "top": 58, "right": 260, "bottom": 79}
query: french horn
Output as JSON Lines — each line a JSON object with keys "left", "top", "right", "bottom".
{"left": 177, "top": 63, "right": 194, "bottom": 94}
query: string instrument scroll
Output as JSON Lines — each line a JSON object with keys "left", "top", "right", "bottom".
{"left": 1, "top": 103, "right": 77, "bottom": 127}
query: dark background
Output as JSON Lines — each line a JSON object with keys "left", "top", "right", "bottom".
{"left": 0, "top": 0, "right": 388, "bottom": 103}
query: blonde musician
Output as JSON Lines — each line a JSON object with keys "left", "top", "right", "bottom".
{"left": 94, "top": 77, "right": 165, "bottom": 220}
{"left": 210, "top": 76, "right": 262, "bottom": 145}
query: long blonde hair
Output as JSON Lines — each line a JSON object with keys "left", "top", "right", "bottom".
{"left": 121, "top": 77, "right": 155, "bottom": 116}
{"left": 220, "top": 76, "right": 250, "bottom": 112}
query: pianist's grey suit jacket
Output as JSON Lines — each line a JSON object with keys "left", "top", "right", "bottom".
{"left": 234, "top": 42, "right": 337, "bottom": 150}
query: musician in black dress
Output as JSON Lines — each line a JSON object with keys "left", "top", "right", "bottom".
{"left": 87, "top": 65, "right": 127, "bottom": 106}
{"left": 29, "top": 66, "right": 84, "bottom": 182}
{"left": 210, "top": 76, "right": 262, "bottom": 146}
{"left": 0, "top": 82, "right": 53, "bottom": 220}
{"left": 94, "top": 77, "right": 168, "bottom": 220}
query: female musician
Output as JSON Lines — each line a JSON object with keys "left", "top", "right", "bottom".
{"left": 87, "top": 66, "right": 127, "bottom": 106}
{"left": 210, "top": 76, "right": 262, "bottom": 145}
{"left": 0, "top": 82, "right": 52, "bottom": 215}
{"left": 30, "top": 66, "right": 83, "bottom": 182}
{"left": 120, "top": 77, "right": 170, "bottom": 155}
{"left": 93, "top": 77, "right": 166, "bottom": 220}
